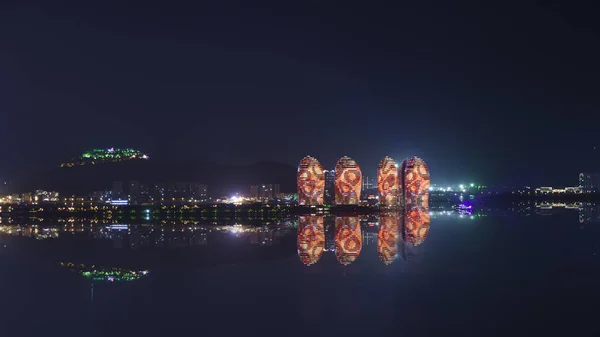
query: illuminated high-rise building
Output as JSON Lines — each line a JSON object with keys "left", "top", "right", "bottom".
{"left": 323, "top": 169, "right": 336, "bottom": 205}
{"left": 334, "top": 156, "right": 362, "bottom": 205}
{"left": 403, "top": 156, "right": 430, "bottom": 206}
{"left": 128, "top": 180, "right": 141, "bottom": 205}
{"left": 334, "top": 216, "right": 362, "bottom": 265}
{"left": 377, "top": 156, "right": 399, "bottom": 207}
{"left": 250, "top": 184, "right": 277, "bottom": 199}
{"left": 579, "top": 172, "right": 600, "bottom": 193}
{"left": 111, "top": 181, "right": 124, "bottom": 199}
{"left": 297, "top": 216, "right": 325, "bottom": 266}
{"left": 297, "top": 156, "right": 325, "bottom": 205}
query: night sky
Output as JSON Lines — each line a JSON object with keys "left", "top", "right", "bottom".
{"left": 1, "top": 1, "right": 599, "bottom": 186}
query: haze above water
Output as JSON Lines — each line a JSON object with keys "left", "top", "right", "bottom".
{"left": 1, "top": 205, "right": 599, "bottom": 337}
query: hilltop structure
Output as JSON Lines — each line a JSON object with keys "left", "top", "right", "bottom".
{"left": 61, "top": 148, "right": 149, "bottom": 167}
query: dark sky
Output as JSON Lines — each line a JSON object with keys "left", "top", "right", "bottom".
{"left": 1, "top": 0, "right": 599, "bottom": 186}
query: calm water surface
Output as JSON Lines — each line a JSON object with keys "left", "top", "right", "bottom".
{"left": 1, "top": 206, "right": 599, "bottom": 336}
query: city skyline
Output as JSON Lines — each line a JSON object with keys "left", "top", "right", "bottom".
{"left": 3, "top": 2, "right": 600, "bottom": 335}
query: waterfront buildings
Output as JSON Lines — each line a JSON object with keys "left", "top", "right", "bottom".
{"left": 377, "top": 156, "right": 399, "bottom": 207}
{"left": 250, "top": 183, "right": 281, "bottom": 199}
{"left": 297, "top": 156, "right": 325, "bottom": 205}
{"left": 579, "top": 173, "right": 600, "bottom": 193}
{"left": 324, "top": 169, "right": 336, "bottom": 205}
{"left": 403, "top": 156, "right": 430, "bottom": 206}
{"left": 110, "top": 181, "right": 208, "bottom": 204}
{"left": 334, "top": 156, "right": 362, "bottom": 205}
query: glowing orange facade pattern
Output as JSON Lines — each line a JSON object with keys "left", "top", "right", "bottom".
{"left": 404, "top": 202, "right": 430, "bottom": 246}
{"left": 297, "top": 156, "right": 325, "bottom": 205}
{"left": 334, "top": 217, "right": 362, "bottom": 265}
{"left": 377, "top": 156, "right": 399, "bottom": 207}
{"left": 334, "top": 156, "right": 362, "bottom": 205}
{"left": 403, "top": 156, "right": 430, "bottom": 207}
{"left": 377, "top": 214, "right": 399, "bottom": 265}
{"left": 297, "top": 216, "right": 325, "bottom": 266}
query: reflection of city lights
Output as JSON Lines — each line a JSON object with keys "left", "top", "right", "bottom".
{"left": 297, "top": 216, "right": 325, "bottom": 266}
{"left": 378, "top": 214, "right": 399, "bottom": 265}
{"left": 404, "top": 202, "right": 430, "bottom": 246}
{"left": 334, "top": 217, "right": 362, "bottom": 265}
{"left": 61, "top": 262, "right": 149, "bottom": 283}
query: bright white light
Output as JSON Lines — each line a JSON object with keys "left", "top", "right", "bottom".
{"left": 470, "top": 183, "right": 474, "bottom": 187}
{"left": 459, "top": 184, "right": 464, "bottom": 189}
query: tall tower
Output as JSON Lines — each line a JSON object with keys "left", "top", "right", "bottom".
{"left": 403, "top": 156, "right": 430, "bottom": 207}
{"left": 377, "top": 156, "right": 399, "bottom": 207}
{"left": 324, "top": 169, "right": 336, "bottom": 205}
{"left": 297, "top": 156, "right": 325, "bottom": 205}
{"left": 334, "top": 156, "right": 362, "bottom": 205}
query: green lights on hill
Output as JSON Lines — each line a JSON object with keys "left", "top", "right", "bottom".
{"left": 61, "top": 262, "right": 149, "bottom": 283}
{"left": 61, "top": 148, "right": 149, "bottom": 167}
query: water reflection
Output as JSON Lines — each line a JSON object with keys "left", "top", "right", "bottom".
{"left": 5, "top": 204, "right": 600, "bottom": 335}
{"left": 404, "top": 205, "right": 431, "bottom": 246}
{"left": 377, "top": 214, "right": 399, "bottom": 265}
{"left": 61, "top": 262, "right": 149, "bottom": 283}
{"left": 0, "top": 222, "right": 293, "bottom": 248}
{"left": 334, "top": 216, "right": 362, "bottom": 265}
{"left": 297, "top": 216, "right": 325, "bottom": 266}
{"left": 0, "top": 206, "right": 440, "bottom": 268}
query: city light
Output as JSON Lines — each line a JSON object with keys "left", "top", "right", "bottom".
{"left": 297, "top": 156, "right": 325, "bottom": 206}
{"left": 377, "top": 156, "right": 399, "bottom": 207}
{"left": 61, "top": 262, "right": 149, "bottom": 283}
{"left": 334, "top": 156, "right": 362, "bottom": 205}
{"left": 61, "top": 148, "right": 149, "bottom": 167}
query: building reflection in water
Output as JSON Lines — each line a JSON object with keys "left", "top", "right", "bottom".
{"left": 334, "top": 217, "right": 362, "bottom": 265}
{"left": 297, "top": 216, "right": 325, "bottom": 266}
{"left": 61, "top": 262, "right": 149, "bottom": 283}
{"left": 403, "top": 156, "right": 430, "bottom": 207}
{"left": 400, "top": 201, "right": 430, "bottom": 263}
{"left": 403, "top": 203, "right": 430, "bottom": 246}
{"left": 377, "top": 213, "right": 399, "bottom": 265}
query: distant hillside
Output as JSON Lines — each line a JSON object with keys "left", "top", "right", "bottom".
{"left": 60, "top": 147, "right": 150, "bottom": 167}
{"left": 9, "top": 160, "right": 296, "bottom": 197}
